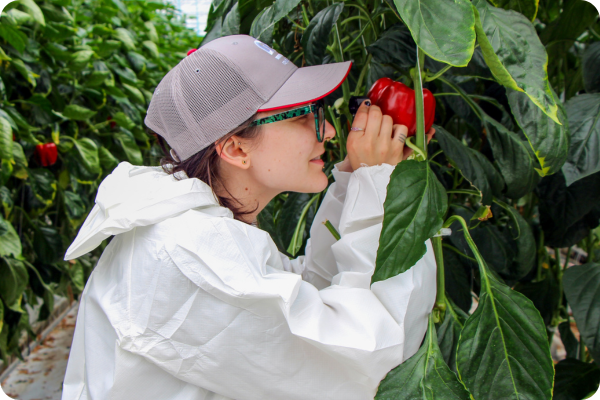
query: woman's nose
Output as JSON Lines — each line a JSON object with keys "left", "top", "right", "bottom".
{"left": 323, "top": 120, "right": 336, "bottom": 142}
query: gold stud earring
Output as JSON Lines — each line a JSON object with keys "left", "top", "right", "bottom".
{"left": 238, "top": 142, "right": 241, "bottom": 145}
{"left": 242, "top": 160, "right": 246, "bottom": 164}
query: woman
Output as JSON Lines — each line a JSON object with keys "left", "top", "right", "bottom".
{"left": 61, "top": 34, "right": 436, "bottom": 400}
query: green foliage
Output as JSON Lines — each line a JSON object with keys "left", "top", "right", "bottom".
{"left": 0, "top": 0, "right": 201, "bottom": 362}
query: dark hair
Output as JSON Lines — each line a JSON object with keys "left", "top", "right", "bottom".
{"left": 150, "top": 115, "right": 264, "bottom": 224}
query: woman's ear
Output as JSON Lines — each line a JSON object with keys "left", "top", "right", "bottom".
{"left": 215, "top": 136, "right": 249, "bottom": 168}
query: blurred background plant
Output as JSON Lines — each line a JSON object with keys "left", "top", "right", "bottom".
{"left": 0, "top": 0, "right": 202, "bottom": 365}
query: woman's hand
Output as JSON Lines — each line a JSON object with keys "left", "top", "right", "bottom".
{"left": 338, "top": 100, "right": 435, "bottom": 173}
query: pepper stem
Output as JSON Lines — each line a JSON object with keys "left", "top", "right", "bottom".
{"left": 413, "top": 46, "right": 427, "bottom": 158}
{"left": 432, "top": 236, "right": 447, "bottom": 322}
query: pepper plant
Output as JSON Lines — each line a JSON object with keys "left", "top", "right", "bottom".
{"left": 0, "top": 0, "right": 201, "bottom": 365}
{"left": 203, "top": 0, "right": 600, "bottom": 398}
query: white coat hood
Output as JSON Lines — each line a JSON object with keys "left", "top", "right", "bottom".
{"left": 64, "top": 162, "right": 231, "bottom": 261}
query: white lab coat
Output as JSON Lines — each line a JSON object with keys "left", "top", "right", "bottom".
{"left": 61, "top": 161, "right": 436, "bottom": 400}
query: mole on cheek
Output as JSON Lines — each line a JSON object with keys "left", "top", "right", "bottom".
{"left": 245, "top": 187, "right": 248, "bottom": 190}
{"left": 268, "top": 169, "right": 271, "bottom": 172}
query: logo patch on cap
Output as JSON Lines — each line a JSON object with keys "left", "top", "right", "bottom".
{"left": 254, "top": 40, "right": 290, "bottom": 65}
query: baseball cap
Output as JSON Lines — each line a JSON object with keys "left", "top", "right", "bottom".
{"left": 144, "top": 34, "right": 352, "bottom": 162}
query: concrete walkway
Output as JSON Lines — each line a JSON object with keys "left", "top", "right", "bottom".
{"left": 1, "top": 304, "right": 78, "bottom": 400}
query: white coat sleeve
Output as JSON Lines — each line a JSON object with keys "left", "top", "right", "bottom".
{"left": 117, "top": 162, "right": 437, "bottom": 400}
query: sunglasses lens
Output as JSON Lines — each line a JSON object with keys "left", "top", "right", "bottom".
{"left": 318, "top": 106, "right": 325, "bottom": 142}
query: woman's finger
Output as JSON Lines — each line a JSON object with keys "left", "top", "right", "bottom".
{"left": 390, "top": 124, "right": 407, "bottom": 163}
{"left": 349, "top": 99, "right": 371, "bottom": 132}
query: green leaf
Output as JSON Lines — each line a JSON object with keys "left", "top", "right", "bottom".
{"left": 392, "top": 0, "right": 475, "bottom": 67}
{"left": 0, "top": 117, "right": 13, "bottom": 165}
{"left": 63, "top": 190, "right": 87, "bottom": 220}
{"left": 484, "top": 116, "right": 540, "bottom": 199}
{"left": 142, "top": 40, "right": 159, "bottom": 59}
{"left": 115, "top": 132, "right": 143, "bottom": 165}
{"left": 563, "top": 263, "right": 600, "bottom": 364}
{"left": 68, "top": 50, "right": 95, "bottom": 71}
{"left": 0, "top": 23, "right": 28, "bottom": 54}
{"left": 537, "top": 170, "right": 600, "bottom": 248}
{"left": 375, "top": 315, "right": 471, "bottom": 399}
{"left": 221, "top": 2, "right": 240, "bottom": 36}
{"left": 562, "top": 94, "right": 600, "bottom": 186}
{"left": 257, "top": 198, "right": 286, "bottom": 253}
{"left": 472, "top": 0, "right": 560, "bottom": 124}
{"left": 114, "top": 27, "right": 135, "bottom": 51}
{"left": 112, "top": 112, "right": 135, "bottom": 130}
{"left": 301, "top": 3, "right": 344, "bottom": 66}
{"left": 74, "top": 138, "right": 101, "bottom": 174}
{"left": 126, "top": 52, "right": 147, "bottom": 73}
{"left": 33, "top": 226, "right": 62, "bottom": 264}
{"left": 553, "top": 359, "right": 600, "bottom": 400}
{"left": 507, "top": 86, "right": 569, "bottom": 176}
{"left": 456, "top": 270, "right": 554, "bottom": 399}
{"left": 489, "top": 0, "right": 538, "bottom": 21}
{"left": 373, "top": 161, "right": 447, "bottom": 283}
{"left": 144, "top": 20, "right": 158, "bottom": 43}
{"left": 276, "top": 192, "right": 312, "bottom": 249}
{"left": 435, "top": 125, "right": 499, "bottom": 205}
{"left": 0, "top": 257, "right": 28, "bottom": 312}
{"left": 28, "top": 168, "right": 57, "bottom": 206}
{"left": 84, "top": 70, "right": 110, "bottom": 87}
{"left": 436, "top": 298, "right": 468, "bottom": 372}
{"left": 514, "top": 268, "right": 559, "bottom": 326}
{"left": 582, "top": 42, "right": 600, "bottom": 94}
{"left": 62, "top": 104, "right": 97, "bottom": 121}
{"left": 10, "top": 59, "right": 39, "bottom": 87}
{"left": 20, "top": 0, "right": 46, "bottom": 27}
{"left": 249, "top": 0, "right": 302, "bottom": 45}
{"left": 122, "top": 83, "right": 146, "bottom": 106}
{"left": 0, "top": 216, "right": 22, "bottom": 258}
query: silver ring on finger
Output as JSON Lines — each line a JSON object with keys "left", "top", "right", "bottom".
{"left": 350, "top": 127, "right": 365, "bottom": 131}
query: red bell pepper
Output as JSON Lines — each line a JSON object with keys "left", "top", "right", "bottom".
{"left": 367, "top": 78, "right": 435, "bottom": 137}
{"left": 35, "top": 143, "right": 58, "bottom": 167}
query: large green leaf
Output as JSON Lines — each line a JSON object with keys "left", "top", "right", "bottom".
{"left": 392, "top": 0, "right": 475, "bottom": 67}
{"left": 249, "top": 0, "right": 302, "bottom": 45}
{"left": 456, "top": 268, "right": 554, "bottom": 399}
{"left": 537, "top": 170, "right": 600, "bottom": 248}
{"left": 562, "top": 94, "right": 600, "bottom": 186}
{"left": 301, "top": 3, "right": 344, "bottom": 66}
{"left": 28, "top": 168, "right": 58, "bottom": 207}
{"left": 583, "top": 42, "right": 600, "bottom": 94}
{"left": 563, "top": 263, "right": 600, "bottom": 364}
{"left": 435, "top": 125, "right": 499, "bottom": 205}
{"left": 115, "top": 132, "right": 143, "bottom": 165}
{"left": 553, "top": 359, "right": 600, "bottom": 400}
{"left": 558, "top": 321, "right": 579, "bottom": 360}
{"left": 62, "top": 104, "right": 97, "bottom": 121}
{"left": 375, "top": 315, "right": 471, "bottom": 399}
{"left": 221, "top": 2, "right": 240, "bottom": 36}
{"left": 373, "top": 161, "right": 447, "bottom": 283}
{"left": 489, "top": 0, "right": 538, "bottom": 21}
{"left": 507, "top": 87, "right": 569, "bottom": 176}
{"left": 472, "top": 0, "right": 559, "bottom": 124}
{"left": 0, "top": 215, "right": 21, "bottom": 258}
{"left": 514, "top": 268, "right": 559, "bottom": 326}
{"left": 74, "top": 138, "right": 101, "bottom": 174}
{"left": 0, "top": 23, "right": 28, "bottom": 54}
{"left": 0, "top": 117, "right": 13, "bottom": 165}
{"left": 484, "top": 116, "right": 540, "bottom": 199}
{"left": 0, "top": 257, "right": 28, "bottom": 312}
{"left": 114, "top": 27, "right": 136, "bottom": 51}
{"left": 367, "top": 24, "right": 418, "bottom": 70}
{"left": 20, "top": 0, "right": 46, "bottom": 26}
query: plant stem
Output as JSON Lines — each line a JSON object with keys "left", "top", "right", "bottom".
{"left": 443, "top": 243, "right": 477, "bottom": 263}
{"left": 322, "top": 219, "right": 341, "bottom": 240}
{"left": 343, "top": 23, "right": 370, "bottom": 53}
{"left": 447, "top": 189, "right": 481, "bottom": 197}
{"left": 579, "top": 336, "right": 587, "bottom": 361}
{"left": 352, "top": 54, "right": 372, "bottom": 96}
{"left": 432, "top": 237, "right": 447, "bottom": 317}
{"left": 424, "top": 64, "right": 452, "bottom": 82}
{"left": 413, "top": 47, "right": 427, "bottom": 157}
{"left": 404, "top": 137, "right": 427, "bottom": 160}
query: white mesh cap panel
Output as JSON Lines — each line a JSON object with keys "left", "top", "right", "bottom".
{"left": 145, "top": 49, "right": 264, "bottom": 161}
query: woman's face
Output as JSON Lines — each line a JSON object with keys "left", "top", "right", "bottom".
{"left": 245, "top": 104, "right": 337, "bottom": 194}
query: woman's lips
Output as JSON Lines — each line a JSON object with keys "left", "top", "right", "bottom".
{"left": 310, "top": 159, "right": 324, "bottom": 166}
